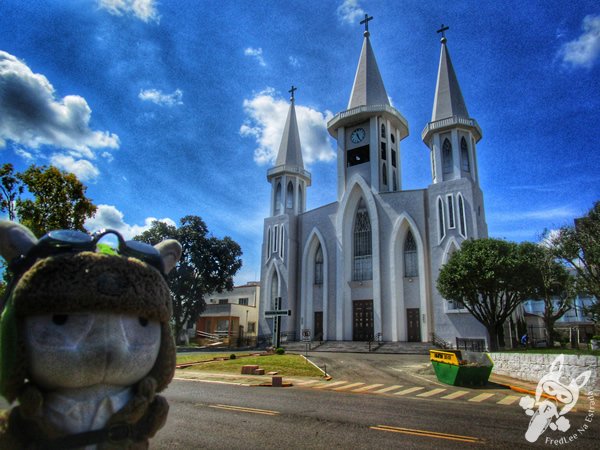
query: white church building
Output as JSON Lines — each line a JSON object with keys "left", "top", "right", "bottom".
{"left": 258, "top": 20, "right": 489, "bottom": 346}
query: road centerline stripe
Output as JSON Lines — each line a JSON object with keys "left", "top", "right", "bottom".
{"left": 394, "top": 386, "right": 424, "bottom": 396}
{"left": 441, "top": 390, "right": 469, "bottom": 400}
{"left": 468, "top": 393, "right": 495, "bottom": 403}
{"left": 209, "top": 404, "right": 280, "bottom": 416}
{"left": 417, "top": 388, "right": 447, "bottom": 397}
{"left": 371, "top": 425, "right": 484, "bottom": 444}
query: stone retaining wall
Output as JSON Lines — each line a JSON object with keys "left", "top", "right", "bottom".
{"left": 489, "top": 353, "right": 599, "bottom": 394}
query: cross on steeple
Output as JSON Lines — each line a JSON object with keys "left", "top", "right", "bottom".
{"left": 437, "top": 24, "right": 449, "bottom": 43}
{"left": 360, "top": 14, "right": 373, "bottom": 36}
{"left": 289, "top": 85, "right": 297, "bottom": 102}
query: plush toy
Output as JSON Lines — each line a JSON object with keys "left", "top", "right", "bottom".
{"left": 0, "top": 221, "right": 182, "bottom": 449}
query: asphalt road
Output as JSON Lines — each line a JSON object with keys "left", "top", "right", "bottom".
{"left": 153, "top": 379, "right": 599, "bottom": 449}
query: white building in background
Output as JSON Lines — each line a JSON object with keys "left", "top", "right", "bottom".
{"left": 259, "top": 20, "right": 489, "bottom": 345}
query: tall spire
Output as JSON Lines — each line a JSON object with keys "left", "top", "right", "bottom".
{"left": 275, "top": 86, "right": 304, "bottom": 169}
{"left": 347, "top": 15, "right": 390, "bottom": 109}
{"left": 431, "top": 25, "right": 469, "bottom": 121}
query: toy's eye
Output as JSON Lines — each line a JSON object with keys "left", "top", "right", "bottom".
{"left": 52, "top": 314, "right": 69, "bottom": 325}
{"left": 138, "top": 317, "right": 149, "bottom": 327}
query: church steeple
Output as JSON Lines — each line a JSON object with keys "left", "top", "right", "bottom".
{"left": 431, "top": 25, "right": 469, "bottom": 121}
{"left": 347, "top": 14, "right": 390, "bottom": 109}
{"left": 267, "top": 86, "right": 311, "bottom": 216}
{"left": 422, "top": 26, "right": 482, "bottom": 185}
{"left": 275, "top": 86, "right": 304, "bottom": 168}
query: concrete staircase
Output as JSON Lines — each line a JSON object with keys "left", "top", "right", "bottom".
{"left": 281, "top": 340, "right": 434, "bottom": 354}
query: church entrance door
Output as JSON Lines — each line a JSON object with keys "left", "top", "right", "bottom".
{"left": 314, "top": 312, "right": 323, "bottom": 341}
{"left": 353, "top": 300, "right": 374, "bottom": 341}
{"left": 407, "top": 308, "right": 421, "bottom": 342}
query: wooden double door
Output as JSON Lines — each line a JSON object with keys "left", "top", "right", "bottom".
{"left": 353, "top": 300, "right": 374, "bottom": 341}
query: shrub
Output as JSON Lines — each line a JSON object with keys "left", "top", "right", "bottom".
{"left": 230, "top": 354, "right": 237, "bottom": 360}
{"left": 275, "top": 347, "right": 285, "bottom": 355}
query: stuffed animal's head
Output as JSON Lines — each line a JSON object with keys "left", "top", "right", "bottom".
{"left": 0, "top": 221, "right": 182, "bottom": 403}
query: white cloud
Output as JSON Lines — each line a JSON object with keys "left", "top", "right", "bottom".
{"left": 337, "top": 0, "right": 365, "bottom": 25}
{"left": 138, "top": 88, "right": 183, "bottom": 106}
{"left": 50, "top": 154, "right": 100, "bottom": 182}
{"left": 289, "top": 56, "right": 300, "bottom": 67}
{"left": 558, "top": 14, "right": 600, "bottom": 69}
{"left": 240, "top": 88, "right": 335, "bottom": 165}
{"left": 244, "top": 47, "right": 266, "bottom": 67}
{"left": 98, "top": 0, "right": 160, "bottom": 23}
{"left": 101, "top": 151, "right": 114, "bottom": 162}
{"left": 0, "top": 50, "right": 119, "bottom": 176}
{"left": 490, "top": 206, "right": 577, "bottom": 222}
{"left": 85, "top": 204, "right": 176, "bottom": 240}
{"left": 15, "top": 147, "right": 34, "bottom": 161}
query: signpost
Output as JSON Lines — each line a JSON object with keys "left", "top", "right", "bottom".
{"left": 265, "top": 297, "right": 291, "bottom": 348}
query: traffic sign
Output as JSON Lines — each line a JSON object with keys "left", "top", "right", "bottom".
{"left": 265, "top": 310, "right": 291, "bottom": 317}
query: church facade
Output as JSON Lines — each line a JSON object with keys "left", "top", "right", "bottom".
{"left": 258, "top": 23, "right": 489, "bottom": 346}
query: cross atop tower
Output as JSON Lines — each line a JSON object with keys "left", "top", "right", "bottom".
{"left": 289, "top": 85, "right": 297, "bottom": 102}
{"left": 437, "top": 24, "right": 449, "bottom": 43}
{"left": 360, "top": 14, "right": 373, "bottom": 36}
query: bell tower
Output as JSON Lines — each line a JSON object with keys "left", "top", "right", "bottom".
{"left": 327, "top": 15, "right": 409, "bottom": 199}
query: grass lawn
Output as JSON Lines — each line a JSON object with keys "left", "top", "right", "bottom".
{"left": 178, "top": 353, "right": 324, "bottom": 377}
{"left": 176, "top": 352, "right": 258, "bottom": 365}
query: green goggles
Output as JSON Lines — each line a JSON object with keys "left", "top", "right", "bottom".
{"left": 8, "top": 228, "right": 164, "bottom": 279}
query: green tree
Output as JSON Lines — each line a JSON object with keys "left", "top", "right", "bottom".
{"left": 437, "top": 239, "right": 540, "bottom": 351}
{"left": 15, "top": 165, "right": 96, "bottom": 237}
{"left": 135, "top": 215, "right": 243, "bottom": 345}
{"left": 529, "top": 242, "right": 575, "bottom": 345}
{"left": 0, "top": 163, "right": 24, "bottom": 221}
{"left": 550, "top": 202, "right": 600, "bottom": 323}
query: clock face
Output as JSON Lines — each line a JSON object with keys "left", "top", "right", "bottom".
{"left": 351, "top": 127, "right": 366, "bottom": 144}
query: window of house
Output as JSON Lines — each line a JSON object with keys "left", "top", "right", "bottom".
{"left": 382, "top": 163, "right": 387, "bottom": 185}
{"left": 247, "top": 322, "right": 256, "bottom": 333}
{"left": 391, "top": 149, "right": 397, "bottom": 168}
{"left": 390, "top": 133, "right": 395, "bottom": 144}
{"left": 298, "top": 185, "right": 303, "bottom": 213}
{"left": 273, "top": 225, "right": 278, "bottom": 253}
{"left": 381, "top": 123, "right": 386, "bottom": 138}
{"left": 438, "top": 197, "right": 446, "bottom": 241}
{"left": 216, "top": 319, "right": 229, "bottom": 332}
{"left": 381, "top": 142, "right": 387, "bottom": 160}
{"left": 393, "top": 171, "right": 397, "bottom": 191}
{"left": 442, "top": 138, "right": 453, "bottom": 174}
{"left": 347, "top": 145, "right": 370, "bottom": 167}
{"left": 267, "top": 227, "right": 271, "bottom": 255}
{"left": 314, "top": 244, "right": 323, "bottom": 285}
{"left": 447, "top": 195, "right": 455, "bottom": 229}
{"left": 404, "top": 231, "right": 418, "bottom": 277}
{"left": 279, "top": 226, "right": 285, "bottom": 259}
{"left": 218, "top": 299, "right": 228, "bottom": 305}
{"left": 239, "top": 297, "right": 249, "bottom": 306}
{"left": 461, "top": 137, "right": 470, "bottom": 172}
{"left": 353, "top": 202, "right": 372, "bottom": 281}
{"left": 458, "top": 194, "right": 467, "bottom": 237}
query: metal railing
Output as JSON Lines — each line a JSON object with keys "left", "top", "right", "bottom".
{"left": 430, "top": 332, "right": 453, "bottom": 349}
{"left": 456, "top": 337, "right": 487, "bottom": 352}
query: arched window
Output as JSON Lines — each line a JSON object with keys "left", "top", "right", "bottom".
{"left": 275, "top": 182, "right": 282, "bottom": 214}
{"left": 393, "top": 171, "right": 397, "bottom": 191}
{"left": 286, "top": 181, "right": 294, "bottom": 209}
{"left": 461, "top": 137, "right": 470, "bottom": 172}
{"left": 382, "top": 163, "right": 387, "bottom": 186}
{"left": 381, "top": 123, "right": 386, "bottom": 138}
{"left": 279, "top": 226, "right": 285, "bottom": 259}
{"left": 447, "top": 195, "right": 455, "bottom": 229}
{"left": 353, "top": 201, "right": 372, "bottom": 281}
{"left": 314, "top": 244, "right": 323, "bottom": 285}
{"left": 442, "top": 138, "right": 453, "bottom": 174}
{"left": 267, "top": 227, "right": 271, "bottom": 255}
{"left": 270, "top": 271, "right": 279, "bottom": 309}
{"left": 458, "top": 194, "right": 467, "bottom": 238}
{"left": 404, "top": 231, "right": 418, "bottom": 277}
{"left": 298, "top": 185, "right": 303, "bottom": 213}
{"left": 438, "top": 197, "right": 446, "bottom": 241}
{"left": 273, "top": 225, "right": 278, "bottom": 253}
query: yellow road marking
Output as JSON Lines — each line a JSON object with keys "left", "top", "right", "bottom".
{"left": 371, "top": 425, "right": 484, "bottom": 444}
{"left": 441, "top": 390, "right": 469, "bottom": 400}
{"left": 417, "top": 388, "right": 447, "bottom": 397}
{"left": 468, "top": 393, "right": 495, "bottom": 403}
{"left": 497, "top": 395, "right": 521, "bottom": 405}
{"left": 209, "top": 404, "right": 279, "bottom": 416}
{"left": 394, "top": 386, "right": 425, "bottom": 396}
{"left": 333, "top": 382, "right": 365, "bottom": 391}
{"left": 353, "top": 383, "right": 384, "bottom": 392}
{"left": 313, "top": 381, "right": 348, "bottom": 389}
{"left": 373, "top": 385, "right": 403, "bottom": 394}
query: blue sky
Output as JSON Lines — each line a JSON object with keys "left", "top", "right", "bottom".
{"left": 1, "top": 0, "right": 599, "bottom": 284}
